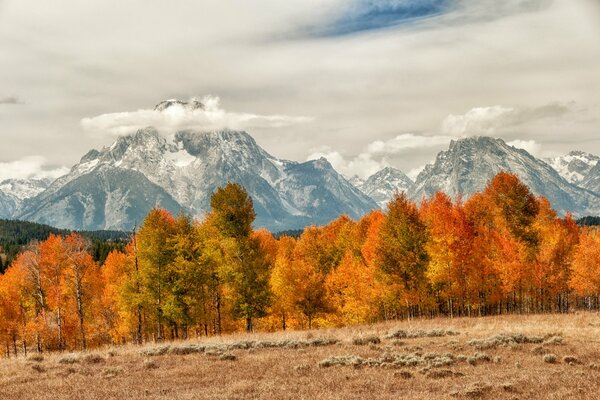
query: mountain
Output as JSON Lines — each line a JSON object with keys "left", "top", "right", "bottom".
{"left": 546, "top": 151, "right": 599, "bottom": 185}
{"left": 15, "top": 115, "right": 377, "bottom": 231}
{"left": 0, "top": 178, "right": 51, "bottom": 218}
{"left": 17, "top": 165, "right": 185, "bottom": 231}
{"left": 355, "top": 167, "right": 414, "bottom": 208}
{"left": 581, "top": 161, "right": 600, "bottom": 195}
{"left": 408, "top": 136, "right": 600, "bottom": 216}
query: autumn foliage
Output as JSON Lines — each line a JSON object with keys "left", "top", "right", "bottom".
{"left": 1, "top": 173, "right": 599, "bottom": 355}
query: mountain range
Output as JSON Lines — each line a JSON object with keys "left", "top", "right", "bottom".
{"left": 2, "top": 101, "right": 599, "bottom": 231}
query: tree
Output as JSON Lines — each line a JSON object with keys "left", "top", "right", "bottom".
{"left": 570, "top": 230, "right": 600, "bottom": 309}
{"left": 210, "top": 183, "right": 271, "bottom": 332}
{"left": 137, "top": 208, "right": 176, "bottom": 342}
{"left": 210, "top": 183, "right": 255, "bottom": 239}
{"left": 420, "top": 193, "right": 479, "bottom": 316}
{"left": 376, "top": 193, "right": 430, "bottom": 317}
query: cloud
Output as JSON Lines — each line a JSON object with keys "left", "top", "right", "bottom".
{"left": 308, "top": 133, "right": 451, "bottom": 179}
{"left": 366, "top": 133, "right": 452, "bottom": 155}
{"left": 0, "top": 96, "right": 22, "bottom": 105}
{"left": 307, "top": 147, "right": 384, "bottom": 178}
{"left": 0, "top": 156, "right": 68, "bottom": 182}
{"left": 81, "top": 96, "right": 314, "bottom": 137}
{"left": 507, "top": 139, "right": 542, "bottom": 156}
{"left": 441, "top": 103, "right": 572, "bottom": 136}
{"left": 407, "top": 165, "right": 426, "bottom": 181}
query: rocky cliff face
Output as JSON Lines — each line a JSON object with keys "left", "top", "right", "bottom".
{"left": 408, "top": 136, "right": 600, "bottom": 216}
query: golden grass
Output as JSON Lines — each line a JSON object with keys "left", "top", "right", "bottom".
{"left": 1, "top": 312, "right": 600, "bottom": 399}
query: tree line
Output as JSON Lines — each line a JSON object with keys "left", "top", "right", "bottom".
{"left": 1, "top": 173, "right": 600, "bottom": 356}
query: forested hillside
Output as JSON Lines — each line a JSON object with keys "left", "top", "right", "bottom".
{"left": 1, "top": 173, "right": 600, "bottom": 356}
{"left": 0, "top": 219, "right": 129, "bottom": 273}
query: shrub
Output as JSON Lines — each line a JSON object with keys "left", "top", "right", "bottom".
{"left": 385, "top": 329, "right": 459, "bottom": 340}
{"left": 352, "top": 335, "right": 381, "bottom": 346}
{"left": 531, "top": 346, "right": 549, "bottom": 355}
{"left": 394, "top": 370, "right": 414, "bottom": 379}
{"left": 27, "top": 354, "right": 44, "bottom": 363}
{"left": 140, "top": 345, "right": 170, "bottom": 356}
{"left": 102, "top": 366, "right": 124, "bottom": 378}
{"left": 544, "top": 336, "right": 564, "bottom": 345}
{"left": 563, "top": 355, "right": 578, "bottom": 365}
{"left": 426, "top": 369, "right": 463, "bottom": 379}
{"left": 468, "top": 334, "right": 543, "bottom": 350}
{"left": 58, "top": 354, "right": 80, "bottom": 364}
{"left": 463, "top": 382, "right": 492, "bottom": 398}
{"left": 31, "top": 364, "right": 46, "bottom": 373}
{"left": 83, "top": 353, "right": 105, "bottom": 364}
{"left": 465, "top": 352, "right": 491, "bottom": 366}
{"left": 143, "top": 360, "right": 159, "bottom": 369}
{"left": 543, "top": 354, "right": 557, "bottom": 364}
{"left": 219, "top": 353, "right": 236, "bottom": 361}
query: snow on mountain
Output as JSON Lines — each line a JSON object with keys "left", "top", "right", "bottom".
{"left": 582, "top": 161, "right": 600, "bottom": 196}
{"left": 355, "top": 167, "right": 414, "bottom": 208}
{"left": 546, "top": 151, "right": 599, "bottom": 185}
{"left": 0, "top": 178, "right": 52, "bottom": 200}
{"left": 16, "top": 111, "right": 378, "bottom": 231}
{"left": 17, "top": 166, "right": 185, "bottom": 231}
{"left": 0, "top": 178, "right": 52, "bottom": 218}
{"left": 408, "top": 136, "right": 600, "bottom": 217}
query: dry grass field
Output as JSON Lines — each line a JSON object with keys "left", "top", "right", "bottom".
{"left": 2, "top": 313, "right": 600, "bottom": 400}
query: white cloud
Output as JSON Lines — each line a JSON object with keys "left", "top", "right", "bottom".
{"left": 308, "top": 133, "right": 451, "bottom": 179}
{"left": 81, "top": 96, "right": 313, "bottom": 137}
{"left": 507, "top": 139, "right": 542, "bottom": 156}
{"left": 407, "top": 165, "right": 426, "bottom": 181}
{"left": 0, "top": 156, "right": 68, "bottom": 182}
{"left": 442, "top": 103, "right": 572, "bottom": 136}
{"left": 307, "top": 147, "right": 384, "bottom": 178}
{"left": 366, "top": 133, "right": 452, "bottom": 155}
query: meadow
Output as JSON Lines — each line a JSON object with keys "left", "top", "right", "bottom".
{"left": 1, "top": 312, "right": 600, "bottom": 400}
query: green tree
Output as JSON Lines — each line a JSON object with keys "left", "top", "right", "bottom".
{"left": 376, "top": 192, "right": 429, "bottom": 317}
{"left": 210, "top": 183, "right": 271, "bottom": 332}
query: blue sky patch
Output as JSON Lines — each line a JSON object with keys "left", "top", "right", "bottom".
{"left": 313, "top": 0, "right": 454, "bottom": 37}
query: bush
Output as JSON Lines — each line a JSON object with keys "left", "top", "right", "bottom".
{"left": 31, "top": 364, "right": 46, "bottom": 373}
{"left": 58, "top": 354, "right": 80, "bottom": 364}
{"left": 219, "top": 352, "right": 237, "bottom": 361}
{"left": 143, "top": 360, "right": 159, "bottom": 369}
{"left": 102, "top": 366, "right": 124, "bottom": 378}
{"left": 543, "top": 354, "right": 557, "bottom": 364}
{"left": 468, "top": 334, "right": 543, "bottom": 350}
{"left": 385, "top": 329, "right": 459, "bottom": 340}
{"left": 352, "top": 335, "right": 381, "bottom": 346}
{"left": 394, "top": 370, "right": 414, "bottom": 379}
{"left": 426, "top": 369, "right": 462, "bottom": 379}
{"left": 27, "top": 354, "right": 44, "bottom": 363}
{"left": 83, "top": 353, "right": 105, "bottom": 364}
{"left": 563, "top": 355, "right": 578, "bottom": 365}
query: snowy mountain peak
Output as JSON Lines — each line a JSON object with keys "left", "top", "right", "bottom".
{"left": 546, "top": 150, "right": 599, "bottom": 184}
{"left": 356, "top": 166, "right": 414, "bottom": 208}
{"left": 154, "top": 98, "right": 205, "bottom": 112}
{"left": 409, "top": 136, "right": 600, "bottom": 216}
{"left": 0, "top": 178, "right": 51, "bottom": 200}
{"left": 15, "top": 127, "right": 377, "bottom": 231}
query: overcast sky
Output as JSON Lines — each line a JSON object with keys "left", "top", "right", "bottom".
{"left": 1, "top": 0, "right": 599, "bottom": 181}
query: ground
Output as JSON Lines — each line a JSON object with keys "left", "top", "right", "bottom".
{"left": 1, "top": 313, "right": 600, "bottom": 400}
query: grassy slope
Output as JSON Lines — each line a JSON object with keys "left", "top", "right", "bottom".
{"left": 1, "top": 313, "right": 600, "bottom": 399}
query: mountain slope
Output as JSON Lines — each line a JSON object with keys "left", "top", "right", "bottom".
{"left": 16, "top": 117, "right": 378, "bottom": 231}
{"left": 18, "top": 165, "right": 185, "bottom": 231}
{"left": 546, "top": 151, "right": 599, "bottom": 185}
{"left": 408, "top": 136, "right": 600, "bottom": 216}
{"left": 0, "top": 178, "right": 51, "bottom": 218}
{"left": 356, "top": 167, "right": 414, "bottom": 208}
{"left": 582, "top": 161, "right": 600, "bottom": 196}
